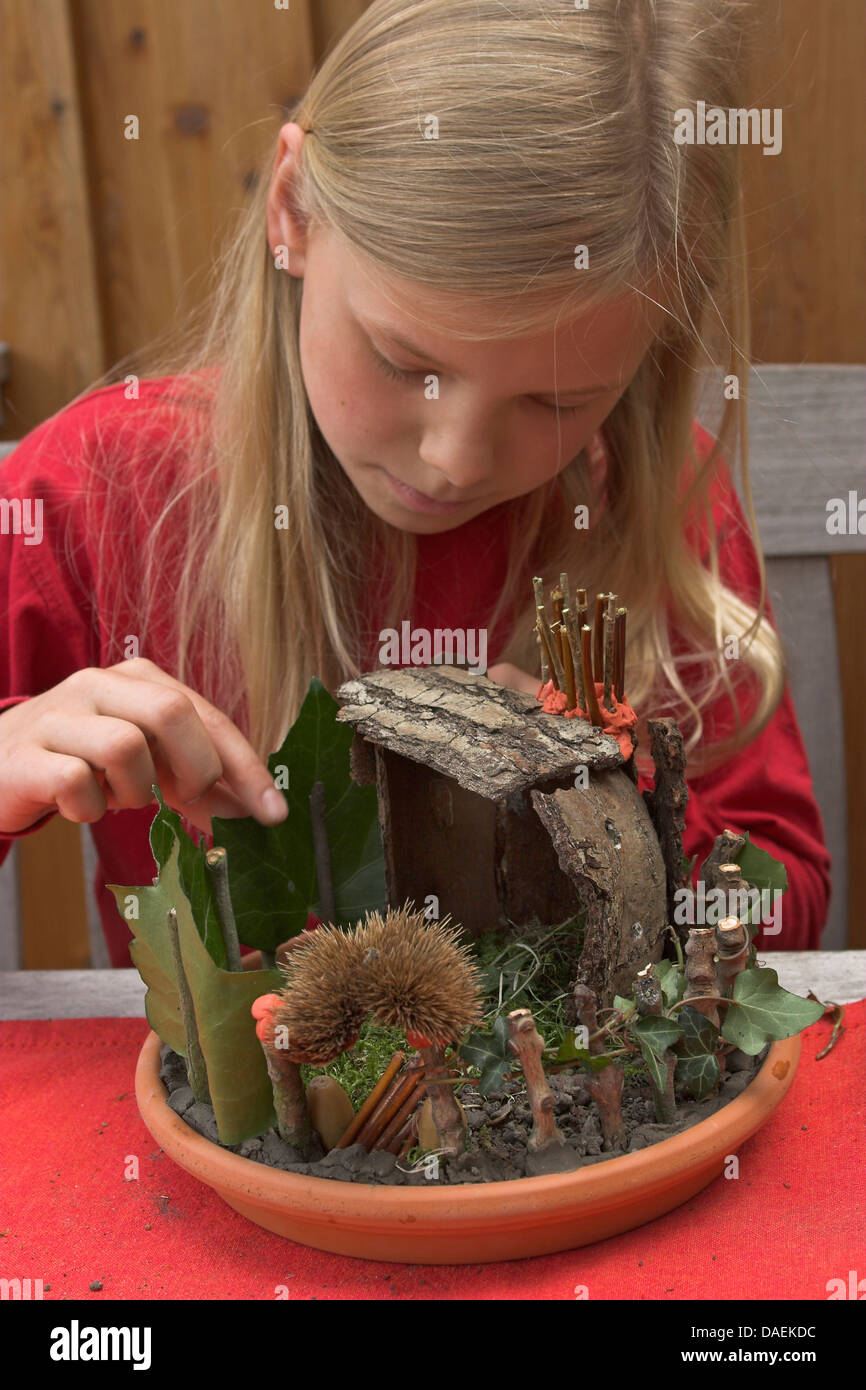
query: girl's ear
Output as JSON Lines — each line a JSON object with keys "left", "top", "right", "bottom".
{"left": 266, "top": 122, "right": 308, "bottom": 276}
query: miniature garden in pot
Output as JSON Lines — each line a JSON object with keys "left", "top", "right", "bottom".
{"left": 118, "top": 578, "right": 823, "bottom": 1264}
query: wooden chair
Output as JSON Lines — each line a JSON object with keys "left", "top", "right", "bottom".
{"left": 1, "top": 365, "right": 863, "bottom": 964}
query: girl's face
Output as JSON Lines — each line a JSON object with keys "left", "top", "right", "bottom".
{"left": 269, "top": 131, "right": 665, "bottom": 535}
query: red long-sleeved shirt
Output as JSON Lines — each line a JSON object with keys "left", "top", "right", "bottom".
{"left": 0, "top": 376, "right": 832, "bottom": 961}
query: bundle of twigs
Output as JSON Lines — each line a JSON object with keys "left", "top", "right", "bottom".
{"left": 533, "top": 574, "right": 628, "bottom": 725}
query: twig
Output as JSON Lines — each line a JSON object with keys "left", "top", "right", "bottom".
{"left": 559, "top": 609, "right": 578, "bottom": 710}
{"left": 336, "top": 1050, "right": 405, "bottom": 1148}
{"left": 602, "top": 594, "right": 617, "bottom": 712}
{"left": 715, "top": 916, "right": 749, "bottom": 994}
{"left": 507, "top": 1009, "right": 565, "bottom": 1151}
{"left": 579, "top": 625, "right": 604, "bottom": 726}
{"left": 309, "top": 780, "right": 336, "bottom": 926}
{"left": 614, "top": 607, "right": 627, "bottom": 703}
{"left": 536, "top": 617, "right": 560, "bottom": 689}
{"left": 551, "top": 586, "right": 565, "bottom": 668}
{"left": 373, "top": 1078, "right": 426, "bottom": 1152}
{"left": 684, "top": 928, "right": 721, "bottom": 1027}
{"left": 407, "top": 1030, "right": 466, "bottom": 1157}
{"left": 204, "top": 848, "right": 243, "bottom": 971}
{"left": 634, "top": 963, "right": 676, "bottom": 1122}
{"left": 166, "top": 908, "right": 211, "bottom": 1104}
{"left": 536, "top": 625, "right": 549, "bottom": 685}
{"left": 356, "top": 1059, "right": 424, "bottom": 1149}
{"left": 251, "top": 993, "right": 315, "bottom": 1155}
{"left": 572, "top": 982, "right": 627, "bottom": 1150}
{"left": 592, "top": 593, "right": 607, "bottom": 687}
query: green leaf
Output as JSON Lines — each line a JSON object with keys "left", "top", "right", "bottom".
{"left": 655, "top": 958, "right": 686, "bottom": 1009}
{"left": 674, "top": 1004, "right": 718, "bottom": 1056}
{"left": 612, "top": 994, "right": 637, "bottom": 1020}
{"left": 631, "top": 1015, "right": 684, "bottom": 1056}
{"left": 733, "top": 833, "right": 788, "bottom": 896}
{"left": 545, "top": 1029, "right": 615, "bottom": 1072}
{"left": 174, "top": 901, "right": 283, "bottom": 1144}
{"left": 636, "top": 1038, "right": 669, "bottom": 1094}
{"left": 460, "top": 1015, "right": 512, "bottom": 1096}
{"left": 676, "top": 1050, "right": 721, "bottom": 1100}
{"left": 110, "top": 835, "right": 283, "bottom": 1143}
{"left": 681, "top": 851, "right": 698, "bottom": 882}
{"left": 672, "top": 1005, "right": 720, "bottom": 1098}
{"left": 720, "top": 966, "right": 825, "bottom": 1055}
{"left": 106, "top": 835, "right": 188, "bottom": 1053}
{"left": 149, "top": 788, "right": 229, "bottom": 968}
{"left": 211, "top": 679, "right": 386, "bottom": 952}
{"left": 630, "top": 1016, "right": 682, "bottom": 1095}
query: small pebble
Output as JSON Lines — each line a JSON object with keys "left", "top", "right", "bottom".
{"left": 89, "top": 1280, "right": 103, "bottom": 1292}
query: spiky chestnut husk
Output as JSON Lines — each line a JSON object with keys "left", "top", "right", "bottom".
{"left": 358, "top": 901, "right": 485, "bottom": 1046}
{"left": 272, "top": 921, "right": 370, "bottom": 1063}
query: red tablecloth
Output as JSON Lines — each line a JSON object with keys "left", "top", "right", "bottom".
{"left": 1, "top": 1002, "right": 863, "bottom": 1300}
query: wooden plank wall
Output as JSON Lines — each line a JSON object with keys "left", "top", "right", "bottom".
{"left": 1, "top": 0, "right": 863, "bottom": 964}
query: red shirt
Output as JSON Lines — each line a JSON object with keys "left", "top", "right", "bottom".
{"left": 0, "top": 376, "right": 832, "bottom": 960}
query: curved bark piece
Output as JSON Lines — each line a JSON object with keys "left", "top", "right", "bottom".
{"left": 641, "top": 717, "right": 689, "bottom": 934}
{"left": 532, "top": 767, "right": 667, "bottom": 1006}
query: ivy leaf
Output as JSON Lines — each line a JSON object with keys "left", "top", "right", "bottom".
{"left": 544, "top": 1034, "right": 614, "bottom": 1073}
{"left": 733, "top": 833, "right": 788, "bottom": 897}
{"left": 631, "top": 1015, "right": 684, "bottom": 1056}
{"left": 720, "top": 967, "right": 825, "bottom": 1055}
{"left": 630, "top": 1016, "right": 683, "bottom": 1095}
{"left": 675, "top": 1004, "right": 718, "bottom": 1056}
{"left": 676, "top": 1051, "right": 721, "bottom": 1100}
{"left": 673, "top": 1005, "right": 720, "bottom": 1099}
{"left": 211, "top": 678, "right": 386, "bottom": 952}
{"left": 459, "top": 1015, "right": 512, "bottom": 1096}
{"left": 655, "top": 958, "right": 686, "bottom": 1009}
{"left": 612, "top": 994, "right": 637, "bottom": 1021}
{"left": 636, "top": 1039, "right": 668, "bottom": 1094}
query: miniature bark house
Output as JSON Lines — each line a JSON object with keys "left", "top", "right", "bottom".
{"left": 336, "top": 666, "right": 689, "bottom": 1007}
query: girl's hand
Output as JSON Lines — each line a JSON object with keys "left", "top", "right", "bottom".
{"left": 487, "top": 662, "right": 538, "bottom": 695}
{"left": 0, "top": 657, "right": 288, "bottom": 836}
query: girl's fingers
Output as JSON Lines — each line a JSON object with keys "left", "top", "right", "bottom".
{"left": 39, "top": 714, "right": 159, "bottom": 812}
{"left": 77, "top": 662, "right": 285, "bottom": 823}
{"left": 1, "top": 746, "right": 109, "bottom": 827}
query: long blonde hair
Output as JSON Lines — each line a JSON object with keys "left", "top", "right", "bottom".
{"left": 75, "top": 0, "right": 780, "bottom": 779}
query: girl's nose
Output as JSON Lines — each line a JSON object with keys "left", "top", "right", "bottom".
{"left": 418, "top": 416, "right": 498, "bottom": 493}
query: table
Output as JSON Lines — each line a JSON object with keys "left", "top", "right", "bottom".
{"left": 1, "top": 954, "right": 863, "bottom": 1301}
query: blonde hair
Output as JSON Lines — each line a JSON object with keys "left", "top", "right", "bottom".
{"left": 75, "top": 0, "right": 781, "bottom": 779}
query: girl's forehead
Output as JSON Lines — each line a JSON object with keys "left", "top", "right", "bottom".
{"left": 313, "top": 222, "right": 670, "bottom": 366}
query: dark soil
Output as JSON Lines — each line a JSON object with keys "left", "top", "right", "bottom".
{"left": 159, "top": 1043, "right": 767, "bottom": 1187}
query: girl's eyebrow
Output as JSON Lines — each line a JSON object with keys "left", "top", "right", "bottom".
{"left": 361, "top": 315, "right": 621, "bottom": 396}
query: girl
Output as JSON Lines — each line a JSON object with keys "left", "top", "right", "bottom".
{"left": 0, "top": 0, "right": 831, "bottom": 963}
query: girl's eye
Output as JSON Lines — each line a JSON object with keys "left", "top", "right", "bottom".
{"left": 371, "top": 344, "right": 590, "bottom": 414}
{"left": 370, "top": 346, "right": 418, "bottom": 383}
{"left": 541, "top": 400, "right": 586, "bottom": 416}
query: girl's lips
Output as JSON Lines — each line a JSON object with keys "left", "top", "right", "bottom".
{"left": 381, "top": 468, "right": 474, "bottom": 515}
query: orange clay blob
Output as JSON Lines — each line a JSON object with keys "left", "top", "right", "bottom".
{"left": 537, "top": 678, "right": 638, "bottom": 760}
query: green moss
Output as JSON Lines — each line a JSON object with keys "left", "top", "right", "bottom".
{"left": 299, "top": 1018, "right": 408, "bottom": 1108}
